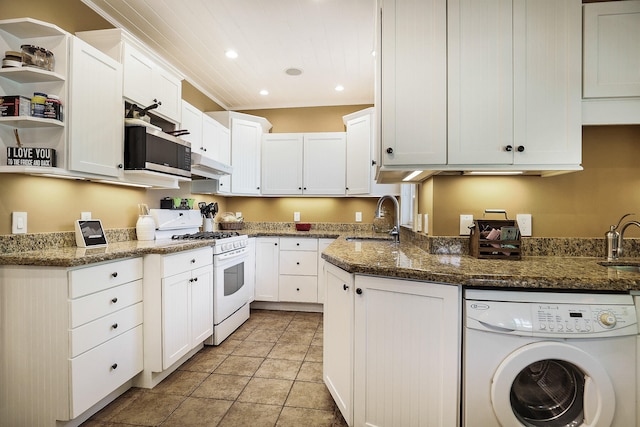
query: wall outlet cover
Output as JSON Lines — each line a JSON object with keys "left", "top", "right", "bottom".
{"left": 415, "top": 213, "right": 422, "bottom": 232}
{"left": 12, "top": 212, "right": 27, "bottom": 234}
{"left": 355, "top": 212, "right": 362, "bottom": 222}
{"left": 424, "top": 214, "right": 429, "bottom": 235}
{"left": 294, "top": 211, "right": 301, "bottom": 222}
{"left": 81, "top": 211, "right": 91, "bottom": 220}
{"left": 460, "top": 214, "right": 474, "bottom": 235}
{"left": 517, "top": 214, "right": 533, "bottom": 237}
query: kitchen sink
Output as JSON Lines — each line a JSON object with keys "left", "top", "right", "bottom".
{"left": 601, "top": 264, "right": 640, "bottom": 273}
{"left": 345, "top": 236, "right": 393, "bottom": 242}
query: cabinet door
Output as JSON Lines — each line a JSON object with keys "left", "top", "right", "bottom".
{"left": 254, "top": 237, "right": 280, "bottom": 301}
{"left": 231, "top": 118, "right": 262, "bottom": 195}
{"left": 324, "top": 264, "right": 354, "bottom": 426}
{"left": 584, "top": 1, "right": 640, "bottom": 98}
{"left": 162, "top": 271, "right": 191, "bottom": 369}
{"left": 261, "top": 133, "right": 303, "bottom": 195}
{"left": 345, "top": 115, "right": 371, "bottom": 195}
{"left": 512, "top": 0, "right": 582, "bottom": 166}
{"left": 122, "top": 43, "right": 154, "bottom": 107}
{"left": 353, "top": 276, "right": 460, "bottom": 427}
{"left": 190, "top": 265, "right": 213, "bottom": 345}
{"left": 316, "top": 238, "right": 335, "bottom": 304}
{"left": 202, "top": 113, "right": 227, "bottom": 162}
{"left": 68, "top": 37, "right": 123, "bottom": 177}
{"left": 245, "top": 238, "right": 256, "bottom": 303}
{"left": 303, "top": 133, "right": 346, "bottom": 195}
{"left": 180, "top": 100, "right": 203, "bottom": 153}
{"left": 379, "top": 0, "right": 447, "bottom": 166}
{"left": 153, "top": 65, "right": 182, "bottom": 122}
{"left": 447, "top": 0, "right": 514, "bottom": 165}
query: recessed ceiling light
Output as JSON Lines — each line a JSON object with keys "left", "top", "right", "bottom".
{"left": 285, "top": 67, "right": 303, "bottom": 76}
{"left": 260, "top": 89, "right": 269, "bottom": 96}
{"left": 335, "top": 85, "right": 344, "bottom": 92}
{"left": 225, "top": 50, "right": 238, "bottom": 59}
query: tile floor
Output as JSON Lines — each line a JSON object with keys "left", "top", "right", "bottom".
{"left": 82, "top": 310, "right": 348, "bottom": 427}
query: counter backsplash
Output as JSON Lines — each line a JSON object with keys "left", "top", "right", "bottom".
{"left": 0, "top": 222, "right": 636, "bottom": 259}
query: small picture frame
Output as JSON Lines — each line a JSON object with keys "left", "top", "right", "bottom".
{"left": 75, "top": 220, "right": 108, "bottom": 248}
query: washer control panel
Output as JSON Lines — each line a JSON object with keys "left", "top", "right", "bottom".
{"left": 466, "top": 295, "right": 638, "bottom": 338}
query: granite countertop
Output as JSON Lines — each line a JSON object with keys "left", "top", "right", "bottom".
{"left": 321, "top": 237, "right": 640, "bottom": 292}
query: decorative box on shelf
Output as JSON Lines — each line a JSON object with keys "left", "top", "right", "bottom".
{"left": 469, "top": 210, "right": 521, "bottom": 260}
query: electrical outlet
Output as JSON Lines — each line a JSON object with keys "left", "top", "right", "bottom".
{"left": 235, "top": 212, "right": 242, "bottom": 219}
{"left": 460, "top": 214, "right": 474, "bottom": 235}
{"left": 415, "top": 214, "right": 422, "bottom": 231}
{"left": 81, "top": 211, "right": 91, "bottom": 220}
{"left": 294, "top": 211, "right": 301, "bottom": 222}
{"left": 12, "top": 212, "right": 27, "bottom": 234}
{"left": 517, "top": 214, "right": 532, "bottom": 237}
{"left": 424, "top": 214, "right": 429, "bottom": 235}
{"left": 355, "top": 212, "right": 362, "bottom": 222}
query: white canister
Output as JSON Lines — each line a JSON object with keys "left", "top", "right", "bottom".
{"left": 203, "top": 218, "right": 214, "bottom": 232}
{"left": 136, "top": 215, "right": 156, "bottom": 241}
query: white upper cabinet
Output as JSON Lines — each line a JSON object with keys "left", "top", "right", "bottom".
{"left": 68, "top": 37, "right": 123, "bottom": 177}
{"left": 76, "top": 29, "right": 183, "bottom": 123}
{"left": 582, "top": 0, "right": 640, "bottom": 125}
{"left": 378, "top": 0, "right": 448, "bottom": 168}
{"left": 180, "top": 100, "right": 203, "bottom": 153}
{"left": 449, "top": 0, "right": 581, "bottom": 167}
{"left": 261, "top": 132, "right": 346, "bottom": 195}
{"left": 202, "top": 113, "right": 230, "bottom": 164}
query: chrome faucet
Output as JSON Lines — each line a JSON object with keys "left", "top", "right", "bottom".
{"left": 617, "top": 220, "right": 640, "bottom": 258}
{"left": 375, "top": 195, "right": 400, "bottom": 243}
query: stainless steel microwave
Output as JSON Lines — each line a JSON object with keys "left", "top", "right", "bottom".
{"left": 124, "top": 126, "right": 191, "bottom": 178}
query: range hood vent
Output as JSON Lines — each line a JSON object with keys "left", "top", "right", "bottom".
{"left": 190, "top": 153, "right": 233, "bottom": 179}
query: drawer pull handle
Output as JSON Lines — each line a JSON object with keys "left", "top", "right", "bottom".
{"left": 112, "top": 323, "right": 118, "bottom": 329}
{"left": 111, "top": 297, "right": 118, "bottom": 304}
{"left": 343, "top": 284, "right": 349, "bottom": 291}
{"left": 111, "top": 272, "right": 118, "bottom": 278}
{"left": 296, "top": 262, "right": 300, "bottom": 265}
{"left": 111, "top": 363, "right": 118, "bottom": 370}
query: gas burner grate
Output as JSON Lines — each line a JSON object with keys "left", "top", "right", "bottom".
{"left": 171, "top": 231, "right": 240, "bottom": 240}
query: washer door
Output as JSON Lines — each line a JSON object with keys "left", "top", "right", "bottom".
{"left": 491, "top": 342, "right": 615, "bottom": 427}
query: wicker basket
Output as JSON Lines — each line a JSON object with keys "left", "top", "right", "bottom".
{"left": 469, "top": 211, "right": 521, "bottom": 260}
{"left": 219, "top": 221, "right": 244, "bottom": 230}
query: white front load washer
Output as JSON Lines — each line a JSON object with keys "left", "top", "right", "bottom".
{"left": 463, "top": 289, "right": 638, "bottom": 427}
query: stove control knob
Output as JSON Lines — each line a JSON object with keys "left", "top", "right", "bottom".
{"left": 598, "top": 311, "right": 617, "bottom": 328}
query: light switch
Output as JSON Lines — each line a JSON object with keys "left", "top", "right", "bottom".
{"left": 460, "top": 214, "right": 474, "bottom": 235}
{"left": 294, "top": 212, "right": 301, "bottom": 222}
{"left": 355, "top": 212, "right": 362, "bottom": 222}
{"left": 12, "top": 212, "right": 27, "bottom": 234}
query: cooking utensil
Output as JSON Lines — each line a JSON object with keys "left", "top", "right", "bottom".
{"left": 166, "top": 130, "right": 190, "bottom": 137}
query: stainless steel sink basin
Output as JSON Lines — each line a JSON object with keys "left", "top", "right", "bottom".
{"left": 602, "top": 264, "right": 640, "bottom": 273}
{"left": 345, "top": 236, "right": 393, "bottom": 242}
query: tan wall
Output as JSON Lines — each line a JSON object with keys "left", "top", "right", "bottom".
{"left": 240, "top": 105, "right": 373, "bottom": 133}
{"left": 426, "top": 125, "right": 640, "bottom": 237}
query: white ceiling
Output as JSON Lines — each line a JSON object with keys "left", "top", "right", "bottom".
{"left": 82, "top": 0, "right": 377, "bottom": 111}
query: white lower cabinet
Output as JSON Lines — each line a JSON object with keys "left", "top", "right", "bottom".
{"left": 317, "top": 238, "right": 335, "bottom": 303}
{"left": 255, "top": 237, "right": 280, "bottom": 301}
{"left": 324, "top": 263, "right": 461, "bottom": 427}
{"left": 140, "top": 247, "right": 213, "bottom": 385}
{"left": 0, "top": 257, "right": 143, "bottom": 426}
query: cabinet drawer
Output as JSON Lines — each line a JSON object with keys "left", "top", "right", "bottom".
{"left": 279, "top": 275, "right": 318, "bottom": 302}
{"left": 279, "top": 238, "right": 318, "bottom": 251}
{"left": 70, "top": 280, "right": 143, "bottom": 328}
{"left": 279, "top": 251, "right": 318, "bottom": 275}
{"left": 162, "top": 247, "right": 212, "bottom": 278}
{"left": 70, "top": 325, "right": 143, "bottom": 418}
{"left": 70, "top": 302, "right": 143, "bottom": 357}
{"left": 69, "top": 257, "right": 143, "bottom": 298}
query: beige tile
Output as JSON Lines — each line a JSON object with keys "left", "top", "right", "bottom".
{"left": 268, "top": 342, "right": 309, "bottom": 361}
{"left": 110, "top": 391, "right": 185, "bottom": 426}
{"left": 192, "top": 374, "right": 250, "bottom": 400}
{"left": 245, "top": 328, "right": 283, "bottom": 343}
{"left": 87, "top": 387, "right": 145, "bottom": 422}
{"left": 296, "top": 361, "right": 323, "bottom": 383}
{"left": 161, "top": 397, "right": 232, "bottom": 426}
{"left": 278, "top": 330, "right": 315, "bottom": 345}
{"left": 214, "top": 355, "right": 265, "bottom": 376}
{"left": 255, "top": 358, "right": 302, "bottom": 380}
{"left": 232, "top": 340, "right": 275, "bottom": 357}
{"left": 149, "top": 370, "right": 209, "bottom": 396}
{"left": 256, "top": 318, "right": 293, "bottom": 331}
{"left": 305, "top": 345, "right": 323, "bottom": 362}
{"left": 276, "top": 407, "right": 334, "bottom": 427}
{"left": 179, "top": 350, "right": 228, "bottom": 373}
{"left": 218, "top": 401, "right": 282, "bottom": 427}
{"left": 238, "top": 377, "right": 294, "bottom": 405}
{"left": 214, "top": 338, "right": 243, "bottom": 354}
{"left": 286, "top": 320, "right": 319, "bottom": 333}
{"left": 285, "top": 382, "right": 334, "bottom": 411}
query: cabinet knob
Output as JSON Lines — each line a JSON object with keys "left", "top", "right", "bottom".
{"left": 299, "top": 187, "right": 302, "bottom": 190}
{"left": 117, "top": 163, "right": 123, "bottom": 169}
{"left": 296, "top": 262, "right": 300, "bottom": 265}
{"left": 153, "top": 99, "right": 162, "bottom": 106}
{"left": 505, "top": 145, "right": 513, "bottom": 152}
{"left": 517, "top": 145, "right": 525, "bottom": 152}
{"left": 111, "top": 297, "right": 118, "bottom": 304}
{"left": 386, "top": 147, "right": 393, "bottom": 154}
{"left": 303, "top": 187, "right": 307, "bottom": 190}
{"left": 111, "top": 363, "right": 118, "bottom": 370}
{"left": 275, "top": 243, "right": 278, "bottom": 246}
{"left": 193, "top": 277, "right": 198, "bottom": 282}
{"left": 257, "top": 186, "right": 260, "bottom": 190}
{"left": 112, "top": 323, "right": 118, "bottom": 329}
{"left": 356, "top": 288, "right": 363, "bottom": 295}
{"left": 111, "top": 272, "right": 118, "bottom": 278}
{"left": 346, "top": 187, "right": 349, "bottom": 190}
{"left": 296, "top": 288, "right": 300, "bottom": 291}
{"left": 343, "top": 284, "right": 349, "bottom": 291}
{"left": 372, "top": 160, "right": 377, "bottom": 166}
{"left": 191, "top": 259, "right": 196, "bottom": 263}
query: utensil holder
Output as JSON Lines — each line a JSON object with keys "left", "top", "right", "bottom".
{"left": 136, "top": 215, "right": 155, "bottom": 241}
